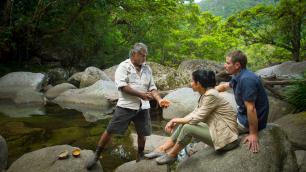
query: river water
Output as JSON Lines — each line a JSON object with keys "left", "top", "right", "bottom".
{"left": 0, "top": 101, "right": 165, "bottom": 172}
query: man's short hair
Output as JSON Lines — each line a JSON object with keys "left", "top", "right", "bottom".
{"left": 129, "top": 42, "right": 148, "bottom": 58}
{"left": 226, "top": 50, "right": 247, "bottom": 69}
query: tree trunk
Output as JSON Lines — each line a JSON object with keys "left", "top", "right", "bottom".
{"left": 290, "top": 6, "right": 302, "bottom": 62}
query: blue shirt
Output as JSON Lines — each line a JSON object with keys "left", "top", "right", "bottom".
{"left": 230, "top": 69, "right": 269, "bottom": 130}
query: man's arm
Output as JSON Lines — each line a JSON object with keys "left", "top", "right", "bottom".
{"left": 121, "top": 85, "right": 152, "bottom": 101}
{"left": 243, "top": 100, "right": 259, "bottom": 153}
{"left": 151, "top": 89, "right": 170, "bottom": 108}
{"left": 215, "top": 82, "right": 230, "bottom": 92}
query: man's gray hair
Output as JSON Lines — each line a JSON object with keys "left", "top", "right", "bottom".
{"left": 129, "top": 42, "right": 148, "bottom": 58}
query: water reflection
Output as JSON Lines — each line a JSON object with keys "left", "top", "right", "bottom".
{"left": 0, "top": 101, "right": 45, "bottom": 117}
{"left": 0, "top": 102, "right": 134, "bottom": 172}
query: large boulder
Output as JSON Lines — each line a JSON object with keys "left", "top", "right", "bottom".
{"left": 147, "top": 62, "right": 178, "bottom": 91}
{"left": 0, "top": 135, "right": 8, "bottom": 172}
{"left": 0, "top": 72, "right": 45, "bottom": 100}
{"left": 13, "top": 88, "right": 45, "bottom": 105}
{"left": 53, "top": 80, "right": 118, "bottom": 121}
{"left": 103, "top": 65, "right": 118, "bottom": 81}
{"left": 256, "top": 61, "right": 306, "bottom": 79}
{"left": 68, "top": 72, "right": 84, "bottom": 88}
{"left": 176, "top": 59, "right": 228, "bottom": 86}
{"left": 162, "top": 88, "right": 200, "bottom": 120}
{"left": 80, "top": 67, "right": 111, "bottom": 88}
{"left": 7, "top": 145, "right": 102, "bottom": 172}
{"left": 115, "top": 159, "right": 167, "bottom": 172}
{"left": 177, "top": 125, "right": 298, "bottom": 172}
{"left": 295, "top": 150, "right": 306, "bottom": 172}
{"left": 45, "top": 83, "right": 76, "bottom": 100}
{"left": 162, "top": 89, "right": 237, "bottom": 120}
{"left": 268, "top": 96, "right": 295, "bottom": 122}
{"left": 274, "top": 112, "right": 306, "bottom": 150}
{"left": 130, "top": 133, "right": 169, "bottom": 153}
{"left": 103, "top": 62, "right": 179, "bottom": 91}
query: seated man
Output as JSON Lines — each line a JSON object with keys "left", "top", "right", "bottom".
{"left": 215, "top": 50, "right": 269, "bottom": 153}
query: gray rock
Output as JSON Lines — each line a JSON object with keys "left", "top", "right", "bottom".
{"left": 130, "top": 133, "right": 169, "bottom": 153}
{"left": 177, "top": 125, "right": 298, "bottom": 172}
{"left": 53, "top": 80, "right": 118, "bottom": 122}
{"left": 103, "top": 65, "right": 118, "bottom": 81}
{"left": 0, "top": 135, "right": 8, "bottom": 172}
{"left": 274, "top": 112, "right": 306, "bottom": 150}
{"left": 68, "top": 72, "right": 84, "bottom": 88}
{"left": 115, "top": 159, "right": 167, "bottom": 172}
{"left": 268, "top": 96, "right": 295, "bottom": 122}
{"left": 45, "top": 83, "right": 76, "bottom": 99}
{"left": 80, "top": 67, "right": 111, "bottom": 88}
{"left": 7, "top": 145, "right": 102, "bottom": 172}
{"left": 162, "top": 89, "right": 237, "bottom": 120}
{"left": 162, "top": 88, "right": 200, "bottom": 120}
{"left": 0, "top": 72, "right": 45, "bottom": 100}
{"left": 47, "top": 68, "right": 69, "bottom": 85}
{"left": 256, "top": 61, "right": 306, "bottom": 79}
{"left": 295, "top": 150, "right": 306, "bottom": 172}
{"left": 13, "top": 88, "right": 45, "bottom": 105}
{"left": 147, "top": 62, "right": 177, "bottom": 91}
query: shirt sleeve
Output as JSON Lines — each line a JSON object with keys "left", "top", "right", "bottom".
{"left": 186, "top": 95, "right": 218, "bottom": 125}
{"left": 115, "top": 63, "right": 128, "bottom": 89}
{"left": 240, "top": 78, "right": 257, "bottom": 102}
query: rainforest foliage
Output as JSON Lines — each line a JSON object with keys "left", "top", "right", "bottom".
{"left": 0, "top": 0, "right": 305, "bottom": 72}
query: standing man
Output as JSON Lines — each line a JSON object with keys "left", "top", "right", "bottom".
{"left": 86, "top": 42, "right": 170, "bottom": 169}
{"left": 215, "top": 50, "right": 269, "bottom": 153}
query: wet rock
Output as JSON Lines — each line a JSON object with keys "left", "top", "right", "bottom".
{"left": 13, "top": 88, "right": 45, "bottom": 105}
{"left": 7, "top": 145, "right": 103, "bottom": 172}
{"left": 53, "top": 80, "right": 117, "bottom": 122}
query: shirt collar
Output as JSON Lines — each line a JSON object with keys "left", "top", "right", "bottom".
{"left": 232, "top": 68, "right": 247, "bottom": 81}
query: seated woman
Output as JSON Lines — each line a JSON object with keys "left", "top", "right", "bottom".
{"left": 145, "top": 69, "right": 238, "bottom": 165}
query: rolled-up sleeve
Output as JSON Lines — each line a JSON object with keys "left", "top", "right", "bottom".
{"left": 115, "top": 64, "right": 128, "bottom": 89}
{"left": 186, "top": 95, "right": 218, "bottom": 124}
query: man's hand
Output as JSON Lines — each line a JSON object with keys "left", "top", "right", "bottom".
{"left": 139, "top": 92, "right": 154, "bottom": 101}
{"left": 243, "top": 133, "right": 259, "bottom": 153}
{"left": 158, "top": 99, "right": 170, "bottom": 108}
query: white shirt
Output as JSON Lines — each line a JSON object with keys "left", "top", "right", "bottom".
{"left": 115, "top": 59, "right": 157, "bottom": 110}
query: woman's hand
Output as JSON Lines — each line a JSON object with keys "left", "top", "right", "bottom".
{"left": 165, "top": 119, "right": 176, "bottom": 133}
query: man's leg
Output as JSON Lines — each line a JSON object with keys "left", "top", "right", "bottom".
{"left": 85, "top": 131, "right": 112, "bottom": 170}
{"left": 136, "top": 135, "right": 146, "bottom": 162}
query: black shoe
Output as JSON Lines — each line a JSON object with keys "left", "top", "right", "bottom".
{"left": 136, "top": 152, "right": 144, "bottom": 162}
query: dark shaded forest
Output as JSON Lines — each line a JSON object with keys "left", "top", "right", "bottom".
{"left": 0, "top": 0, "right": 305, "bottom": 74}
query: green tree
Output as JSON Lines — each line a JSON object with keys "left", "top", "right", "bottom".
{"left": 225, "top": 0, "right": 305, "bottom": 62}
